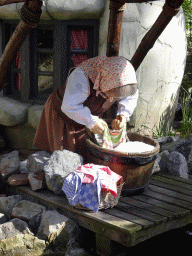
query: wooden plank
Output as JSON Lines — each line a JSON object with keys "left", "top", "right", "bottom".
{"left": 103, "top": 208, "right": 152, "bottom": 229}
{"left": 144, "top": 186, "right": 192, "bottom": 212}
{"left": 15, "top": 186, "right": 140, "bottom": 247}
{"left": 134, "top": 212, "right": 192, "bottom": 246}
{"left": 115, "top": 201, "right": 166, "bottom": 225}
{"left": 120, "top": 197, "right": 177, "bottom": 220}
{"left": 155, "top": 173, "right": 192, "bottom": 186}
{"left": 150, "top": 179, "right": 192, "bottom": 201}
{"left": 148, "top": 184, "right": 192, "bottom": 211}
{"left": 131, "top": 194, "right": 185, "bottom": 217}
{"left": 152, "top": 174, "right": 192, "bottom": 192}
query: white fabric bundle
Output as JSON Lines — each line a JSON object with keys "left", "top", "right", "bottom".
{"left": 114, "top": 141, "right": 154, "bottom": 153}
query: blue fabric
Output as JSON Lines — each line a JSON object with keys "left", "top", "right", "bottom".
{"left": 62, "top": 170, "right": 101, "bottom": 212}
{"left": 62, "top": 172, "right": 83, "bottom": 206}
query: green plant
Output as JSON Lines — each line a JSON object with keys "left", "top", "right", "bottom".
{"left": 178, "top": 92, "right": 192, "bottom": 138}
{"left": 141, "top": 123, "right": 176, "bottom": 139}
{"left": 182, "top": 0, "right": 192, "bottom": 30}
{"left": 180, "top": 74, "right": 192, "bottom": 100}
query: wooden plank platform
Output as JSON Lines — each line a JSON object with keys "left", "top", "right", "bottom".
{"left": 14, "top": 173, "right": 192, "bottom": 255}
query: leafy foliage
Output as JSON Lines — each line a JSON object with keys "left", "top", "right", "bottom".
{"left": 182, "top": 0, "right": 192, "bottom": 30}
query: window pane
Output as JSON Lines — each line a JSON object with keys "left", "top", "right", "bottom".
{"left": 72, "top": 54, "right": 88, "bottom": 67}
{"left": 38, "top": 75, "right": 53, "bottom": 93}
{"left": 71, "top": 30, "right": 88, "bottom": 67}
{"left": 15, "top": 51, "right": 21, "bottom": 69}
{"left": 15, "top": 51, "right": 21, "bottom": 91}
{"left": 71, "top": 30, "right": 87, "bottom": 50}
{"left": 37, "top": 29, "right": 53, "bottom": 49}
{"left": 16, "top": 73, "right": 21, "bottom": 91}
{"left": 38, "top": 52, "right": 53, "bottom": 72}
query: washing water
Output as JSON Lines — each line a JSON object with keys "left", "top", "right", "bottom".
{"left": 94, "top": 133, "right": 155, "bottom": 153}
{"left": 114, "top": 141, "right": 155, "bottom": 153}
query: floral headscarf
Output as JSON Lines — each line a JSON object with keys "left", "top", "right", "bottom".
{"left": 78, "top": 56, "right": 137, "bottom": 95}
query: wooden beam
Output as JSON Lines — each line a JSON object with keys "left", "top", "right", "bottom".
{"left": 0, "top": 0, "right": 42, "bottom": 90}
{"left": 131, "top": 0, "right": 184, "bottom": 71}
{"left": 106, "top": 1, "right": 126, "bottom": 57}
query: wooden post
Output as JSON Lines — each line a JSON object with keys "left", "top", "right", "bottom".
{"left": 131, "top": 0, "right": 184, "bottom": 71}
{"left": 106, "top": 0, "right": 126, "bottom": 57}
{"left": 0, "top": 0, "right": 42, "bottom": 90}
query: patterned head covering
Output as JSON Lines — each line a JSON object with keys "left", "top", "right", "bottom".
{"left": 79, "top": 56, "right": 137, "bottom": 95}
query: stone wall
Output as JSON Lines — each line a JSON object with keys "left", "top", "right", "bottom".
{"left": 0, "top": 97, "right": 43, "bottom": 149}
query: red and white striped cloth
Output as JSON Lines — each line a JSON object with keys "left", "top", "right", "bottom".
{"left": 75, "top": 163, "right": 122, "bottom": 197}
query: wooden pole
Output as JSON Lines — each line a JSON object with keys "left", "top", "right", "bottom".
{"left": 106, "top": 0, "right": 126, "bottom": 57}
{"left": 0, "top": 0, "right": 42, "bottom": 90}
{"left": 131, "top": 0, "right": 184, "bottom": 71}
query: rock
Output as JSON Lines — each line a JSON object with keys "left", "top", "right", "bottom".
{"left": 37, "top": 210, "right": 69, "bottom": 240}
{"left": 159, "top": 151, "right": 189, "bottom": 179}
{"left": 157, "top": 136, "right": 180, "bottom": 146}
{"left": 0, "top": 213, "right": 7, "bottom": 224}
{"left": 48, "top": 218, "right": 83, "bottom": 250}
{"left": 0, "top": 218, "right": 32, "bottom": 240}
{"left": 0, "top": 195, "right": 22, "bottom": 217}
{"left": 44, "top": 150, "right": 83, "bottom": 194}
{"left": 0, "top": 233, "right": 46, "bottom": 256}
{"left": 11, "top": 200, "right": 46, "bottom": 233}
{"left": 65, "top": 248, "right": 90, "bottom": 256}
{"left": 0, "top": 135, "right": 5, "bottom": 148}
{"left": 27, "top": 151, "right": 51, "bottom": 191}
{"left": 0, "top": 150, "right": 20, "bottom": 178}
{"left": 28, "top": 171, "right": 46, "bottom": 191}
{"left": 175, "top": 140, "right": 192, "bottom": 174}
{"left": 28, "top": 105, "right": 44, "bottom": 130}
{"left": 7, "top": 173, "right": 29, "bottom": 186}
{"left": 160, "top": 138, "right": 192, "bottom": 174}
{"left": 157, "top": 150, "right": 170, "bottom": 172}
{"left": 19, "top": 160, "right": 29, "bottom": 174}
{"left": 152, "top": 150, "right": 171, "bottom": 175}
{"left": 27, "top": 151, "right": 51, "bottom": 173}
{"left": 0, "top": 97, "right": 30, "bottom": 126}
{"left": 0, "top": 175, "right": 6, "bottom": 194}
{"left": 161, "top": 138, "right": 189, "bottom": 152}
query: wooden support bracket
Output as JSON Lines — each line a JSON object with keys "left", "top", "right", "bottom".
{"left": 0, "top": 0, "right": 42, "bottom": 90}
{"left": 131, "top": 0, "right": 184, "bottom": 70}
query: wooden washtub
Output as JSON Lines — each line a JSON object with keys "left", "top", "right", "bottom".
{"left": 86, "top": 132, "right": 160, "bottom": 195}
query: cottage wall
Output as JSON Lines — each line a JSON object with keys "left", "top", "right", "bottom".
{"left": 0, "top": 0, "right": 187, "bottom": 149}
{"left": 99, "top": 0, "right": 187, "bottom": 135}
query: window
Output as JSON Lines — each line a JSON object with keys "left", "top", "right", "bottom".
{"left": 3, "top": 20, "right": 99, "bottom": 104}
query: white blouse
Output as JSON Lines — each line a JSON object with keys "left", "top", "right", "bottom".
{"left": 61, "top": 67, "right": 139, "bottom": 129}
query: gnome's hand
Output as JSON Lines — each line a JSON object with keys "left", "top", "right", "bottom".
{"left": 111, "top": 115, "right": 126, "bottom": 130}
{"left": 91, "top": 119, "right": 108, "bottom": 134}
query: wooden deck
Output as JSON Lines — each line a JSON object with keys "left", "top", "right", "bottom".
{"left": 14, "top": 173, "right": 192, "bottom": 255}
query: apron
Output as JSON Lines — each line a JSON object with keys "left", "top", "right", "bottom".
{"left": 33, "top": 77, "right": 115, "bottom": 160}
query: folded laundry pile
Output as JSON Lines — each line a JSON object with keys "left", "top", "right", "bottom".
{"left": 62, "top": 163, "right": 122, "bottom": 212}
